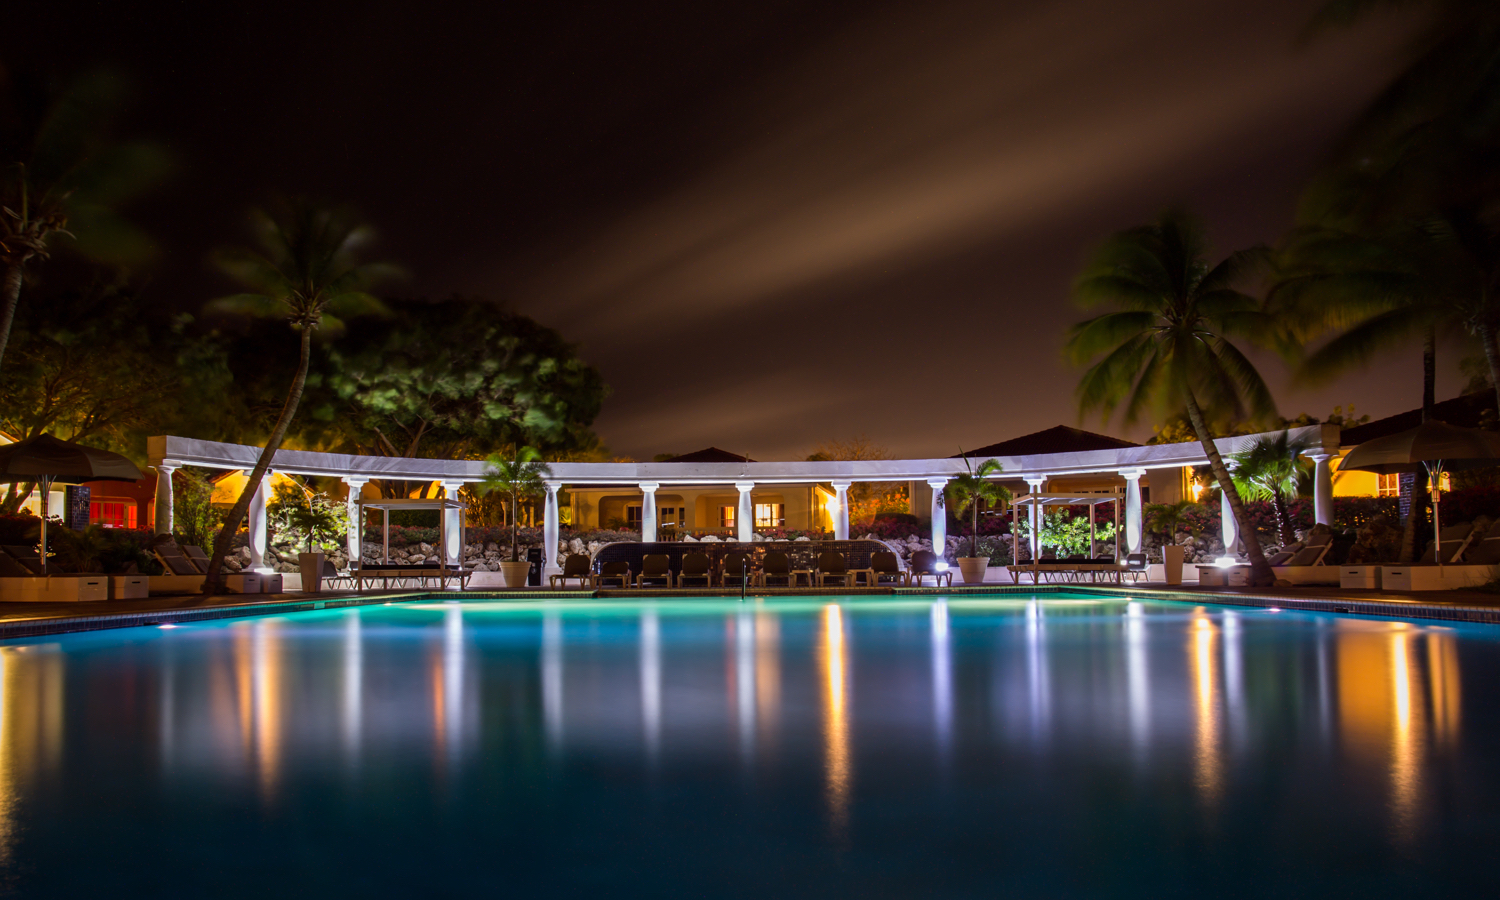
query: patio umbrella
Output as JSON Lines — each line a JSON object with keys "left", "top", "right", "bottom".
{"left": 0, "top": 433, "right": 143, "bottom": 574}
{"left": 1338, "top": 420, "right": 1500, "bottom": 569}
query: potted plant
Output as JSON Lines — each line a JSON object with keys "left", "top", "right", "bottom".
{"left": 283, "top": 488, "right": 345, "bottom": 593}
{"left": 948, "top": 454, "right": 1010, "bottom": 585}
{"left": 480, "top": 445, "right": 552, "bottom": 588}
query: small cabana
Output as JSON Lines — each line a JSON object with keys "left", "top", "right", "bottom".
{"left": 1008, "top": 492, "right": 1123, "bottom": 584}
{"left": 357, "top": 497, "right": 470, "bottom": 590}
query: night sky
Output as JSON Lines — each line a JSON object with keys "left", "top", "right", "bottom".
{"left": 8, "top": 0, "right": 1446, "bottom": 460}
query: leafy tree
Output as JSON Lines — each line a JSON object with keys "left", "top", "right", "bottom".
{"left": 0, "top": 282, "right": 186, "bottom": 512}
{"left": 1145, "top": 500, "right": 1207, "bottom": 538}
{"left": 479, "top": 446, "right": 552, "bottom": 562}
{"left": 298, "top": 296, "right": 605, "bottom": 497}
{"left": 199, "top": 199, "right": 398, "bottom": 594}
{"left": 947, "top": 455, "right": 1009, "bottom": 558}
{"left": 806, "top": 435, "right": 907, "bottom": 521}
{"left": 0, "top": 67, "right": 168, "bottom": 372}
{"left": 171, "top": 467, "right": 223, "bottom": 550}
{"left": 1016, "top": 509, "right": 1118, "bottom": 558}
{"left": 1065, "top": 209, "right": 1280, "bottom": 586}
{"left": 1226, "top": 431, "right": 1313, "bottom": 546}
{"left": 266, "top": 481, "right": 347, "bottom": 554}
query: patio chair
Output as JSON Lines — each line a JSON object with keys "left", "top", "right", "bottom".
{"left": 761, "top": 551, "right": 794, "bottom": 588}
{"left": 636, "top": 554, "right": 674, "bottom": 588}
{"left": 817, "top": 551, "right": 851, "bottom": 587}
{"left": 594, "top": 559, "right": 632, "bottom": 588}
{"left": 869, "top": 550, "right": 906, "bottom": 586}
{"left": 720, "top": 551, "right": 753, "bottom": 587}
{"left": 1122, "top": 552, "right": 1148, "bottom": 583}
{"left": 550, "top": 554, "right": 592, "bottom": 588}
{"left": 678, "top": 552, "right": 713, "bottom": 587}
{"left": 321, "top": 558, "right": 355, "bottom": 590}
{"left": 908, "top": 550, "right": 952, "bottom": 587}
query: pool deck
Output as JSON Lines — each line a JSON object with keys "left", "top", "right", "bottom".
{"left": 2, "top": 580, "right": 1500, "bottom": 638}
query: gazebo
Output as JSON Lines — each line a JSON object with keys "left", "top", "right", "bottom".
{"left": 1009, "top": 491, "right": 1123, "bottom": 582}
{"left": 357, "top": 496, "right": 468, "bottom": 589}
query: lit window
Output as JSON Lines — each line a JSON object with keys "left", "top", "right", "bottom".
{"left": 1376, "top": 473, "right": 1400, "bottom": 498}
{"left": 90, "top": 500, "right": 137, "bottom": 529}
{"left": 659, "top": 506, "right": 685, "bottom": 525}
{"left": 719, "top": 506, "right": 735, "bottom": 528}
{"left": 754, "top": 502, "right": 784, "bottom": 528}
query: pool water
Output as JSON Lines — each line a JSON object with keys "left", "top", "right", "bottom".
{"left": 1, "top": 595, "right": 1498, "bottom": 897}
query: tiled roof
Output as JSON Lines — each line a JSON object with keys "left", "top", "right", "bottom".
{"left": 1340, "top": 392, "right": 1498, "bottom": 445}
{"left": 955, "top": 425, "right": 1140, "bottom": 458}
{"left": 661, "top": 447, "right": 756, "bottom": 463}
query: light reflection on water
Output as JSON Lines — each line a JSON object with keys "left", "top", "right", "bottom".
{"left": 0, "top": 597, "right": 1493, "bottom": 897}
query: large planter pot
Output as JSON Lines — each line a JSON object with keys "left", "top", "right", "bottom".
{"left": 1162, "top": 545, "right": 1185, "bottom": 585}
{"left": 297, "top": 551, "right": 326, "bottom": 593}
{"left": 957, "top": 557, "right": 989, "bottom": 585}
{"left": 498, "top": 561, "right": 533, "bottom": 588}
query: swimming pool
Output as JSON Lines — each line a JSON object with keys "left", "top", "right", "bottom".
{"left": 0, "top": 593, "right": 1495, "bottom": 897}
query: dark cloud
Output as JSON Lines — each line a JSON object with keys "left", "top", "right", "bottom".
{"left": 9, "top": 0, "right": 1436, "bottom": 460}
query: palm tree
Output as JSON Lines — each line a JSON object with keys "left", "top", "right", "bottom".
{"left": 1227, "top": 431, "right": 1313, "bottom": 546}
{"left": 1065, "top": 209, "right": 1280, "bottom": 586}
{"left": 0, "top": 67, "right": 168, "bottom": 371}
{"left": 479, "top": 446, "right": 553, "bottom": 561}
{"left": 947, "top": 455, "right": 1010, "bottom": 558}
{"left": 199, "top": 200, "right": 397, "bottom": 594}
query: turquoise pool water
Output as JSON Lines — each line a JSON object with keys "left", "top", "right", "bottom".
{"left": 0, "top": 594, "right": 1497, "bottom": 897}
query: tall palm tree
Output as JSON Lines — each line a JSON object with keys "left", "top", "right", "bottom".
{"left": 479, "top": 445, "right": 552, "bottom": 561}
{"left": 1065, "top": 209, "right": 1280, "bottom": 586}
{"left": 200, "top": 200, "right": 397, "bottom": 594}
{"left": 947, "top": 455, "right": 1009, "bottom": 558}
{"left": 1227, "top": 431, "right": 1313, "bottom": 546}
{"left": 0, "top": 67, "right": 168, "bottom": 372}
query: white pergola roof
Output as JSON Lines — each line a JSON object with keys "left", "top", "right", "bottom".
{"left": 1010, "top": 492, "right": 1124, "bottom": 507}
{"left": 147, "top": 423, "right": 1338, "bottom": 485}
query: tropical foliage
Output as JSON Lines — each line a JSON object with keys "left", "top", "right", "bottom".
{"left": 479, "top": 446, "right": 553, "bottom": 561}
{"left": 1065, "top": 209, "right": 1279, "bottom": 585}
{"left": 199, "top": 199, "right": 398, "bottom": 591}
{"left": 947, "top": 456, "right": 1009, "bottom": 558}
{"left": 1226, "top": 430, "right": 1313, "bottom": 545}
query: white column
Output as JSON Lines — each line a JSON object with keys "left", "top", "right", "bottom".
{"left": 1219, "top": 486, "right": 1241, "bottom": 564}
{"left": 1120, "top": 468, "right": 1145, "bottom": 555}
{"left": 440, "top": 481, "right": 464, "bottom": 568}
{"left": 543, "top": 480, "right": 561, "bottom": 577}
{"left": 831, "top": 481, "right": 851, "bottom": 540}
{"left": 1024, "top": 476, "right": 1047, "bottom": 560}
{"left": 1308, "top": 452, "right": 1334, "bottom": 527}
{"left": 640, "top": 482, "right": 659, "bottom": 542}
{"left": 735, "top": 482, "right": 755, "bottom": 542}
{"left": 154, "top": 462, "right": 179, "bottom": 536}
{"left": 927, "top": 478, "right": 949, "bottom": 557}
{"left": 342, "top": 476, "right": 368, "bottom": 568}
{"left": 248, "top": 471, "right": 273, "bottom": 574}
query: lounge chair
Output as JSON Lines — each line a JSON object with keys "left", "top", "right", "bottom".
{"left": 636, "top": 554, "right": 674, "bottom": 588}
{"left": 152, "top": 542, "right": 203, "bottom": 578}
{"left": 550, "top": 554, "right": 592, "bottom": 588}
{"left": 678, "top": 552, "right": 713, "bottom": 587}
{"left": 817, "top": 551, "right": 851, "bottom": 587}
{"left": 1458, "top": 528, "right": 1500, "bottom": 565}
{"left": 1122, "top": 552, "right": 1148, "bottom": 584}
{"left": 908, "top": 550, "right": 952, "bottom": 587}
{"left": 1285, "top": 532, "right": 1336, "bottom": 567}
{"left": 1, "top": 545, "right": 45, "bottom": 576}
{"left": 321, "top": 558, "right": 355, "bottom": 590}
{"left": 182, "top": 544, "right": 212, "bottom": 573}
{"left": 869, "top": 550, "right": 905, "bottom": 586}
{"left": 720, "top": 551, "right": 753, "bottom": 587}
{"left": 594, "top": 559, "right": 632, "bottom": 588}
{"left": 761, "top": 551, "right": 794, "bottom": 588}
{"left": 1419, "top": 523, "right": 1475, "bottom": 564}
